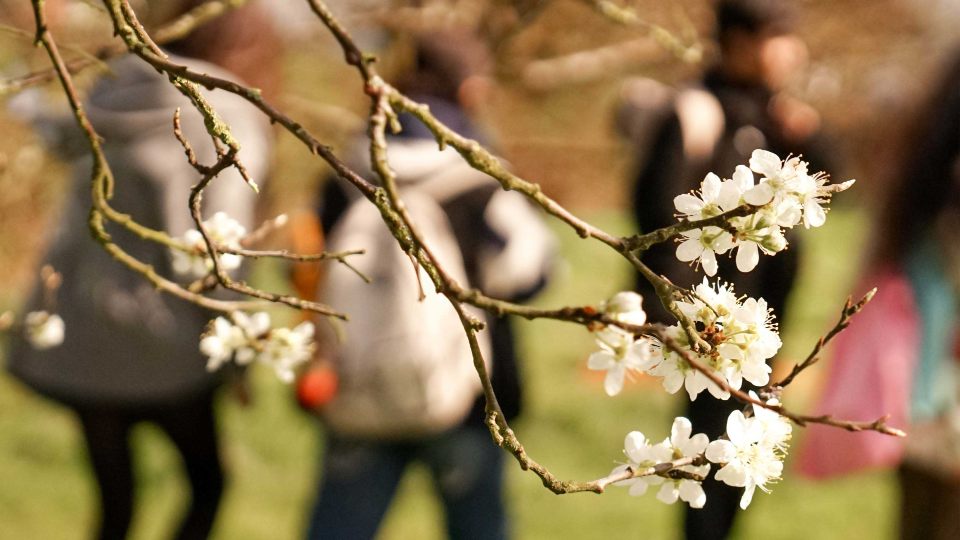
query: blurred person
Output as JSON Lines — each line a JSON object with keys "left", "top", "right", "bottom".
{"left": 303, "top": 31, "right": 555, "bottom": 540}
{"left": 5, "top": 2, "right": 278, "bottom": 539}
{"left": 871, "top": 49, "right": 960, "bottom": 540}
{"left": 616, "top": 0, "right": 834, "bottom": 538}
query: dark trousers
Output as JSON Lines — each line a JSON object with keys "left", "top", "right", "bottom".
{"left": 75, "top": 392, "right": 224, "bottom": 540}
{"left": 307, "top": 424, "right": 507, "bottom": 540}
{"left": 684, "top": 392, "right": 743, "bottom": 540}
{"left": 899, "top": 461, "right": 960, "bottom": 540}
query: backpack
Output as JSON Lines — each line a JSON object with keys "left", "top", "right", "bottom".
{"left": 318, "top": 187, "right": 492, "bottom": 439}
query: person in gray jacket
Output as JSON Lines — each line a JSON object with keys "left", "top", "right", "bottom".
{"left": 6, "top": 3, "right": 276, "bottom": 538}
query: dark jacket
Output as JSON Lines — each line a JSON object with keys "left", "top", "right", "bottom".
{"left": 625, "top": 71, "right": 833, "bottom": 324}
{"left": 7, "top": 55, "right": 271, "bottom": 407}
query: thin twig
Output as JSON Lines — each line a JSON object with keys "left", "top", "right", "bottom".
{"left": 654, "top": 328, "right": 906, "bottom": 437}
{"left": 622, "top": 204, "right": 756, "bottom": 254}
{"left": 172, "top": 114, "right": 350, "bottom": 319}
{"left": 767, "top": 288, "right": 878, "bottom": 391}
{"left": 580, "top": 0, "right": 702, "bottom": 63}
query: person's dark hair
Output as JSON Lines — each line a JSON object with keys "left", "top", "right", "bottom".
{"left": 161, "top": 0, "right": 283, "bottom": 98}
{"left": 393, "top": 30, "right": 490, "bottom": 103}
{"left": 714, "top": 0, "right": 795, "bottom": 43}
{"left": 875, "top": 51, "right": 960, "bottom": 265}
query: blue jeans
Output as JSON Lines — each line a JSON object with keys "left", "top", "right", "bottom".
{"left": 306, "top": 424, "right": 508, "bottom": 540}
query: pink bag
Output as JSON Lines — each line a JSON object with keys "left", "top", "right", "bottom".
{"left": 796, "top": 270, "right": 919, "bottom": 478}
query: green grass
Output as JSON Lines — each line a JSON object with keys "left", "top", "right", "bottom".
{"left": 0, "top": 207, "right": 898, "bottom": 539}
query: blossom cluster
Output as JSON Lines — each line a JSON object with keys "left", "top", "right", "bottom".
{"left": 706, "top": 395, "right": 793, "bottom": 509}
{"left": 23, "top": 310, "right": 65, "bottom": 350}
{"left": 588, "top": 283, "right": 779, "bottom": 401}
{"left": 587, "top": 292, "right": 655, "bottom": 396}
{"left": 200, "top": 311, "right": 315, "bottom": 383}
{"left": 170, "top": 212, "right": 246, "bottom": 278}
{"left": 611, "top": 417, "right": 710, "bottom": 508}
{"left": 675, "top": 149, "right": 853, "bottom": 275}
{"left": 613, "top": 400, "right": 791, "bottom": 510}
{"left": 650, "top": 280, "right": 780, "bottom": 401}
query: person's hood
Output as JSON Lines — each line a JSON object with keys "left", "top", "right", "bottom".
{"left": 385, "top": 138, "right": 462, "bottom": 184}
{"left": 345, "top": 136, "right": 496, "bottom": 205}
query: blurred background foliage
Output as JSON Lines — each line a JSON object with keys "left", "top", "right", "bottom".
{"left": 0, "top": 0, "right": 952, "bottom": 537}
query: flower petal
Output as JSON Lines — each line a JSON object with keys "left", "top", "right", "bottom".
{"left": 726, "top": 410, "right": 748, "bottom": 443}
{"left": 676, "top": 238, "right": 704, "bottom": 262}
{"left": 743, "top": 182, "right": 775, "bottom": 206}
{"left": 674, "top": 194, "right": 705, "bottom": 215}
{"left": 684, "top": 370, "right": 709, "bottom": 400}
{"left": 680, "top": 480, "right": 707, "bottom": 509}
{"left": 739, "top": 481, "right": 757, "bottom": 509}
{"left": 718, "top": 179, "right": 742, "bottom": 212}
{"left": 732, "top": 165, "right": 755, "bottom": 190}
{"left": 656, "top": 483, "right": 679, "bottom": 504}
{"left": 661, "top": 368, "right": 685, "bottom": 394}
{"left": 604, "top": 365, "right": 626, "bottom": 396}
{"left": 749, "top": 149, "right": 782, "bottom": 177}
{"left": 625, "top": 431, "right": 648, "bottom": 462}
{"left": 804, "top": 200, "right": 827, "bottom": 228}
{"left": 717, "top": 342, "right": 744, "bottom": 362}
{"left": 683, "top": 433, "right": 710, "bottom": 456}
{"left": 705, "top": 440, "right": 735, "bottom": 464}
{"left": 736, "top": 241, "right": 760, "bottom": 273}
{"left": 587, "top": 350, "right": 616, "bottom": 371}
{"left": 701, "top": 173, "right": 722, "bottom": 202}
{"left": 701, "top": 248, "right": 718, "bottom": 277}
{"left": 671, "top": 417, "right": 693, "bottom": 447}
{"left": 716, "top": 462, "right": 748, "bottom": 488}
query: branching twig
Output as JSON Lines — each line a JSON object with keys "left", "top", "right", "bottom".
{"left": 174, "top": 124, "right": 349, "bottom": 320}
{"left": 767, "top": 288, "right": 878, "bottom": 391}
{"left": 654, "top": 328, "right": 906, "bottom": 437}
{"left": 622, "top": 204, "right": 757, "bottom": 254}
{"left": 28, "top": 0, "right": 263, "bottom": 315}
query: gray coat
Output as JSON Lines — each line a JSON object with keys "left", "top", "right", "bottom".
{"left": 7, "top": 55, "right": 270, "bottom": 407}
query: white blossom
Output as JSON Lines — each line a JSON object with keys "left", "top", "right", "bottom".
{"left": 705, "top": 396, "right": 792, "bottom": 509}
{"left": 655, "top": 417, "right": 710, "bottom": 508}
{"left": 675, "top": 228, "right": 733, "bottom": 277}
{"left": 258, "top": 321, "right": 315, "bottom": 383}
{"left": 745, "top": 149, "right": 797, "bottom": 206}
{"left": 746, "top": 149, "right": 843, "bottom": 230}
{"left": 600, "top": 291, "right": 648, "bottom": 327}
{"left": 611, "top": 431, "right": 672, "bottom": 496}
{"left": 24, "top": 311, "right": 65, "bottom": 350}
{"left": 612, "top": 418, "right": 709, "bottom": 509}
{"left": 587, "top": 327, "right": 655, "bottom": 396}
{"left": 673, "top": 173, "right": 738, "bottom": 276}
{"left": 674, "top": 173, "right": 741, "bottom": 221}
{"left": 648, "top": 325, "right": 727, "bottom": 400}
{"left": 674, "top": 150, "right": 851, "bottom": 274}
{"left": 170, "top": 212, "right": 247, "bottom": 278}
{"left": 199, "top": 316, "right": 242, "bottom": 371}
{"left": 199, "top": 311, "right": 315, "bottom": 383}
{"left": 748, "top": 392, "right": 793, "bottom": 452}
{"left": 648, "top": 280, "right": 778, "bottom": 400}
